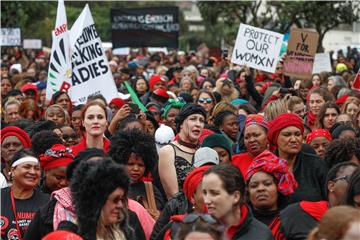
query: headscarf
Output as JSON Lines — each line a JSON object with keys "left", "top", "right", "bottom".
{"left": 175, "top": 103, "right": 206, "bottom": 133}
{"left": 1, "top": 126, "right": 32, "bottom": 148}
{"left": 306, "top": 129, "right": 332, "bottom": 144}
{"left": 268, "top": 113, "right": 304, "bottom": 150}
{"left": 183, "top": 165, "right": 211, "bottom": 200}
{"left": 149, "top": 74, "right": 165, "bottom": 91}
{"left": 245, "top": 114, "right": 269, "bottom": 130}
{"left": 246, "top": 150, "right": 298, "bottom": 196}
{"left": 163, "top": 99, "right": 186, "bottom": 120}
{"left": 331, "top": 124, "right": 356, "bottom": 139}
{"left": 39, "top": 144, "right": 74, "bottom": 171}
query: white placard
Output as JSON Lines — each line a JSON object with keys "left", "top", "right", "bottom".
{"left": 1, "top": 28, "right": 21, "bottom": 46}
{"left": 231, "top": 24, "right": 283, "bottom": 73}
{"left": 23, "top": 39, "right": 42, "bottom": 49}
{"left": 312, "top": 53, "right": 332, "bottom": 74}
{"left": 69, "top": 4, "right": 118, "bottom": 105}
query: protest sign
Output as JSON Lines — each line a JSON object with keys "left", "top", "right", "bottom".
{"left": 352, "top": 70, "right": 360, "bottom": 90}
{"left": 46, "top": 0, "right": 72, "bottom": 101}
{"left": 23, "top": 39, "right": 42, "bottom": 49}
{"left": 284, "top": 28, "right": 319, "bottom": 79}
{"left": 312, "top": 53, "right": 332, "bottom": 74}
{"left": 231, "top": 24, "right": 283, "bottom": 73}
{"left": 111, "top": 7, "right": 179, "bottom": 48}
{"left": 70, "top": 4, "right": 118, "bottom": 105}
{"left": 1, "top": 28, "right": 21, "bottom": 46}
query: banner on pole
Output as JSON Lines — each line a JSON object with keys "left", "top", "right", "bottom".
{"left": 46, "top": 0, "right": 72, "bottom": 101}
{"left": 284, "top": 28, "right": 319, "bottom": 79}
{"left": 231, "top": 24, "right": 283, "bottom": 73}
{"left": 111, "top": 7, "right": 179, "bottom": 48}
{"left": 69, "top": 4, "right": 118, "bottom": 105}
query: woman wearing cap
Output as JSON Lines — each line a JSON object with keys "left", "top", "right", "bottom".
{"left": 1, "top": 149, "right": 49, "bottom": 240}
{"left": 246, "top": 150, "right": 297, "bottom": 237}
{"left": 232, "top": 114, "right": 269, "bottom": 177}
{"left": 70, "top": 158, "right": 145, "bottom": 239}
{"left": 306, "top": 129, "right": 332, "bottom": 159}
{"left": 39, "top": 144, "right": 73, "bottom": 194}
{"left": 71, "top": 101, "right": 110, "bottom": 156}
{"left": 1, "top": 126, "right": 32, "bottom": 185}
{"left": 268, "top": 113, "right": 328, "bottom": 203}
{"left": 202, "top": 164, "right": 273, "bottom": 240}
{"left": 158, "top": 103, "right": 206, "bottom": 199}
{"left": 162, "top": 99, "right": 186, "bottom": 133}
{"left": 202, "top": 134, "right": 232, "bottom": 164}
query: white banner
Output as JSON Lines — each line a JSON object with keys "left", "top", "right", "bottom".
{"left": 312, "top": 53, "right": 332, "bottom": 74}
{"left": 69, "top": 4, "right": 118, "bottom": 105}
{"left": 23, "top": 39, "right": 42, "bottom": 49}
{"left": 1, "top": 28, "right": 21, "bottom": 46}
{"left": 231, "top": 24, "right": 283, "bottom": 73}
{"left": 46, "top": 0, "right": 72, "bottom": 101}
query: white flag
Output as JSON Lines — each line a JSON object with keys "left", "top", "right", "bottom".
{"left": 46, "top": 0, "right": 72, "bottom": 101}
{"left": 69, "top": 4, "right": 118, "bottom": 105}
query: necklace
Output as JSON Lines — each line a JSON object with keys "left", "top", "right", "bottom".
{"left": 177, "top": 138, "right": 200, "bottom": 149}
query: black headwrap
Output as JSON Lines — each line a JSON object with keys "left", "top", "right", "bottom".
{"left": 175, "top": 103, "right": 206, "bottom": 133}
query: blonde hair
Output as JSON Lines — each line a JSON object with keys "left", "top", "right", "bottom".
{"left": 263, "top": 99, "right": 288, "bottom": 121}
{"left": 209, "top": 102, "right": 237, "bottom": 124}
{"left": 45, "top": 104, "right": 70, "bottom": 124}
{"left": 96, "top": 207, "right": 127, "bottom": 240}
{"left": 287, "top": 96, "right": 304, "bottom": 112}
{"left": 341, "top": 96, "right": 360, "bottom": 114}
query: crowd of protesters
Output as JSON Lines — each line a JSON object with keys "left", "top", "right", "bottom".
{"left": 1, "top": 44, "right": 360, "bottom": 240}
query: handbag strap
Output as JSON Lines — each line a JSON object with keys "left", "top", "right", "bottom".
{"left": 144, "top": 181, "right": 157, "bottom": 211}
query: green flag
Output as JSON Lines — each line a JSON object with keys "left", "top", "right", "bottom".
{"left": 124, "top": 81, "right": 147, "bottom": 112}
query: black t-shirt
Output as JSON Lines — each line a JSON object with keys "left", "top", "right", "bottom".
{"left": 1, "top": 187, "right": 49, "bottom": 240}
{"left": 128, "top": 181, "right": 165, "bottom": 211}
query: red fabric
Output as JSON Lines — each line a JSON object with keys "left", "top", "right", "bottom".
{"left": 246, "top": 150, "right": 298, "bottom": 196}
{"left": 299, "top": 201, "right": 329, "bottom": 221}
{"left": 149, "top": 74, "right": 165, "bottom": 91}
{"left": 20, "top": 83, "right": 38, "bottom": 93}
{"left": 199, "top": 128, "right": 215, "bottom": 144}
{"left": 268, "top": 113, "right": 304, "bottom": 151}
{"left": 1, "top": 126, "right": 32, "bottom": 148}
{"left": 39, "top": 144, "right": 73, "bottom": 170}
{"left": 255, "top": 74, "right": 266, "bottom": 83}
{"left": 232, "top": 153, "right": 254, "bottom": 178}
{"left": 262, "top": 95, "right": 279, "bottom": 110}
{"left": 153, "top": 88, "right": 169, "bottom": 99}
{"left": 227, "top": 204, "right": 249, "bottom": 239}
{"left": 245, "top": 114, "right": 268, "bottom": 130}
{"left": 42, "top": 230, "right": 83, "bottom": 240}
{"left": 183, "top": 166, "right": 211, "bottom": 200}
{"left": 70, "top": 137, "right": 110, "bottom": 156}
{"left": 269, "top": 216, "right": 285, "bottom": 240}
{"left": 335, "top": 94, "right": 350, "bottom": 105}
{"left": 306, "top": 110, "right": 317, "bottom": 129}
{"left": 163, "top": 215, "right": 186, "bottom": 240}
{"left": 260, "top": 82, "right": 273, "bottom": 94}
{"left": 306, "top": 129, "right": 332, "bottom": 144}
{"left": 110, "top": 98, "right": 125, "bottom": 109}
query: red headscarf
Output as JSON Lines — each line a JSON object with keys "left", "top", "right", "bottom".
{"left": 39, "top": 144, "right": 74, "bottom": 171}
{"left": 245, "top": 114, "right": 269, "bottom": 130}
{"left": 183, "top": 165, "right": 211, "bottom": 200}
{"left": 109, "top": 98, "right": 125, "bottom": 109}
{"left": 149, "top": 74, "right": 165, "bottom": 91}
{"left": 246, "top": 149, "right": 298, "bottom": 196}
{"left": 1, "top": 126, "right": 32, "bottom": 148}
{"left": 306, "top": 129, "right": 332, "bottom": 144}
{"left": 268, "top": 113, "right": 304, "bottom": 150}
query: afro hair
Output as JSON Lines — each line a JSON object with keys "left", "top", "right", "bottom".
{"left": 108, "top": 128, "right": 158, "bottom": 175}
{"left": 31, "top": 130, "right": 63, "bottom": 158}
{"left": 324, "top": 138, "right": 360, "bottom": 169}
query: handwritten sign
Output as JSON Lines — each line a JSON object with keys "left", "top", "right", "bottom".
{"left": 284, "top": 29, "right": 319, "bottom": 79}
{"left": 231, "top": 24, "right": 283, "bottom": 73}
{"left": 312, "top": 53, "right": 332, "bottom": 74}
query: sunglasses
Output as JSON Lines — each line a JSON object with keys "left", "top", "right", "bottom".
{"left": 332, "top": 175, "right": 351, "bottom": 183}
{"left": 62, "top": 133, "right": 78, "bottom": 141}
{"left": 182, "top": 213, "right": 218, "bottom": 224}
{"left": 198, "top": 97, "right": 213, "bottom": 104}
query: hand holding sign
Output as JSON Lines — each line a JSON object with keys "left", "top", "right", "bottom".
{"left": 231, "top": 24, "right": 283, "bottom": 73}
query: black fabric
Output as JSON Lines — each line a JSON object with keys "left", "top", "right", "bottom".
{"left": 252, "top": 208, "right": 279, "bottom": 226}
{"left": 279, "top": 203, "right": 319, "bottom": 240}
{"left": 245, "top": 75, "right": 263, "bottom": 110}
{"left": 231, "top": 206, "right": 273, "bottom": 240}
{"left": 150, "top": 192, "right": 191, "bottom": 240}
{"left": 127, "top": 210, "right": 146, "bottom": 240}
{"left": 128, "top": 181, "right": 165, "bottom": 211}
{"left": 24, "top": 198, "right": 57, "bottom": 240}
{"left": 1, "top": 187, "right": 49, "bottom": 240}
{"left": 289, "top": 151, "right": 328, "bottom": 203}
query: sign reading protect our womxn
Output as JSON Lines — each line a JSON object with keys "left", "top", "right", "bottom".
{"left": 231, "top": 24, "right": 283, "bottom": 73}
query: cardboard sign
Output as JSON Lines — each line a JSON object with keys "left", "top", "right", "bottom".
{"left": 111, "top": 7, "right": 179, "bottom": 48}
{"left": 231, "top": 24, "right": 283, "bottom": 73}
{"left": 1, "top": 28, "right": 21, "bottom": 46}
{"left": 69, "top": 4, "right": 118, "bottom": 105}
{"left": 23, "top": 39, "right": 42, "bottom": 49}
{"left": 46, "top": 0, "right": 72, "bottom": 101}
{"left": 284, "top": 29, "right": 319, "bottom": 79}
{"left": 312, "top": 53, "right": 332, "bottom": 74}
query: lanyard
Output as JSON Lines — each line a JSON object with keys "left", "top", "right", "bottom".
{"left": 10, "top": 188, "right": 23, "bottom": 240}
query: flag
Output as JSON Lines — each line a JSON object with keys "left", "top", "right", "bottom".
{"left": 46, "top": 0, "right": 72, "bottom": 101}
{"left": 124, "top": 81, "right": 147, "bottom": 112}
{"left": 352, "top": 70, "right": 360, "bottom": 90}
{"left": 69, "top": 4, "right": 118, "bottom": 105}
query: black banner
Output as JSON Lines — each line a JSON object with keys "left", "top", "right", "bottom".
{"left": 111, "top": 7, "right": 179, "bottom": 48}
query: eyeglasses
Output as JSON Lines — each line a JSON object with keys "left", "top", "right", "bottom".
{"left": 62, "top": 133, "right": 78, "bottom": 141}
{"left": 198, "top": 97, "right": 213, "bottom": 104}
{"left": 182, "top": 213, "right": 218, "bottom": 224}
{"left": 332, "top": 175, "right": 351, "bottom": 183}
